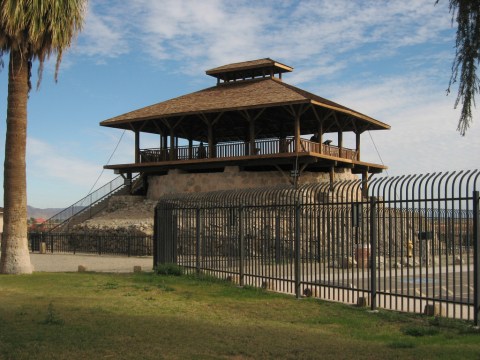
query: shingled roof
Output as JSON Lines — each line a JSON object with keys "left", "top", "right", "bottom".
{"left": 206, "top": 58, "right": 293, "bottom": 81}
{"left": 100, "top": 59, "right": 390, "bottom": 142}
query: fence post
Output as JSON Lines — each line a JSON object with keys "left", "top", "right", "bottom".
{"left": 50, "top": 234, "right": 54, "bottom": 254}
{"left": 275, "top": 216, "right": 281, "bottom": 263}
{"left": 153, "top": 207, "right": 158, "bottom": 268}
{"left": 370, "top": 196, "right": 377, "bottom": 311}
{"left": 239, "top": 206, "right": 245, "bottom": 286}
{"left": 295, "top": 202, "right": 301, "bottom": 299}
{"left": 127, "top": 236, "right": 131, "bottom": 257}
{"left": 473, "top": 190, "right": 479, "bottom": 326}
{"left": 196, "top": 208, "right": 201, "bottom": 275}
{"left": 73, "top": 233, "right": 77, "bottom": 255}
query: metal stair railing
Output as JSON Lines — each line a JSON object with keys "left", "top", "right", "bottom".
{"left": 44, "top": 174, "right": 139, "bottom": 232}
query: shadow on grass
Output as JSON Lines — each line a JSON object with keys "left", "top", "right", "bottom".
{"left": 0, "top": 272, "right": 478, "bottom": 360}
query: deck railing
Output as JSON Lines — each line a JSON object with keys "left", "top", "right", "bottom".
{"left": 140, "top": 137, "right": 358, "bottom": 163}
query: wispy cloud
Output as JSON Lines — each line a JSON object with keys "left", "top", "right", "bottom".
{"left": 75, "top": 3, "right": 130, "bottom": 60}
{"left": 25, "top": 137, "right": 120, "bottom": 206}
{"left": 27, "top": 137, "right": 107, "bottom": 187}
{"left": 78, "top": 0, "right": 453, "bottom": 74}
{"left": 324, "top": 73, "right": 480, "bottom": 175}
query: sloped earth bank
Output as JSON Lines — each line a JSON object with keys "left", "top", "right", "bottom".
{"left": 72, "top": 196, "right": 156, "bottom": 236}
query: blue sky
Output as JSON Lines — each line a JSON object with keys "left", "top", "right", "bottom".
{"left": 1, "top": 0, "right": 479, "bottom": 208}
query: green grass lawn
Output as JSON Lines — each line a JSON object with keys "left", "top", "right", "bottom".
{"left": 0, "top": 272, "right": 478, "bottom": 359}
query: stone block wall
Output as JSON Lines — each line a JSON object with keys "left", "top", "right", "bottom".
{"left": 147, "top": 166, "right": 358, "bottom": 200}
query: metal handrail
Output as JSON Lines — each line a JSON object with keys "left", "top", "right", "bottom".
{"left": 44, "top": 174, "right": 139, "bottom": 232}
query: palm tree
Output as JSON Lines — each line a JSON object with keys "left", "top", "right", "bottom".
{"left": 438, "top": 0, "right": 480, "bottom": 136}
{"left": 0, "top": 0, "right": 86, "bottom": 274}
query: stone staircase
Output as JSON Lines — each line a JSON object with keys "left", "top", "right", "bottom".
{"left": 45, "top": 174, "right": 144, "bottom": 233}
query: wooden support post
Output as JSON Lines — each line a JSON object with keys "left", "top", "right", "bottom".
{"left": 188, "top": 138, "right": 193, "bottom": 159}
{"left": 249, "top": 117, "right": 255, "bottom": 155}
{"left": 161, "top": 133, "right": 167, "bottom": 160}
{"left": 208, "top": 123, "right": 214, "bottom": 158}
{"left": 338, "top": 130, "right": 343, "bottom": 158}
{"left": 169, "top": 128, "right": 175, "bottom": 160}
{"left": 318, "top": 123, "right": 323, "bottom": 154}
{"left": 356, "top": 132, "right": 361, "bottom": 160}
{"left": 134, "top": 130, "right": 140, "bottom": 163}
{"left": 294, "top": 112, "right": 301, "bottom": 153}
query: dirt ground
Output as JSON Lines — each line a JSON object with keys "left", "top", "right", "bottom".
{"left": 29, "top": 253, "right": 154, "bottom": 273}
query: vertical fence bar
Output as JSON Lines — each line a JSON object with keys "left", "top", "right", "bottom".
{"left": 239, "top": 206, "right": 245, "bottom": 286}
{"left": 73, "top": 233, "right": 76, "bottom": 255}
{"left": 196, "top": 208, "right": 201, "bottom": 274}
{"left": 473, "top": 190, "right": 479, "bottom": 326}
{"left": 153, "top": 207, "right": 158, "bottom": 268}
{"left": 370, "top": 196, "right": 377, "bottom": 310}
{"left": 275, "top": 216, "right": 281, "bottom": 263}
{"left": 295, "top": 202, "right": 301, "bottom": 299}
{"left": 172, "top": 214, "right": 178, "bottom": 264}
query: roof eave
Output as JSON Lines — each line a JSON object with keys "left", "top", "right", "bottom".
{"left": 310, "top": 100, "right": 391, "bottom": 130}
{"left": 99, "top": 99, "right": 311, "bottom": 128}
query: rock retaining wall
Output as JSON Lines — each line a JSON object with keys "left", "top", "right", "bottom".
{"left": 72, "top": 195, "right": 156, "bottom": 237}
{"left": 147, "top": 166, "right": 358, "bottom": 200}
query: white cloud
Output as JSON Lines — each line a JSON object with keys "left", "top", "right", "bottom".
{"left": 323, "top": 73, "right": 480, "bottom": 175}
{"left": 27, "top": 138, "right": 103, "bottom": 187}
{"left": 75, "top": 3, "right": 129, "bottom": 59}
{"left": 76, "top": 0, "right": 454, "bottom": 78}
{"left": 25, "top": 137, "right": 120, "bottom": 207}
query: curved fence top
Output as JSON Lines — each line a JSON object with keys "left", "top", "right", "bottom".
{"left": 156, "top": 169, "right": 479, "bottom": 209}
{"left": 369, "top": 169, "right": 480, "bottom": 201}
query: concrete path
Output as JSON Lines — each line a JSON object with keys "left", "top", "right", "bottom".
{"left": 30, "top": 253, "right": 154, "bottom": 273}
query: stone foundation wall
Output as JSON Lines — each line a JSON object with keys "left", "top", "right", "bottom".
{"left": 147, "top": 166, "right": 358, "bottom": 200}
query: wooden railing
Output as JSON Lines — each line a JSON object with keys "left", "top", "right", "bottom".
{"left": 140, "top": 137, "right": 358, "bottom": 163}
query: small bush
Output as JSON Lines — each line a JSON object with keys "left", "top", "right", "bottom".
{"left": 156, "top": 263, "right": 184, "bottom": 276}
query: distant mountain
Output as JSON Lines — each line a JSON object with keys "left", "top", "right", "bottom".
{"left": 27, "top": 206, "right": 64, "bottom": 220}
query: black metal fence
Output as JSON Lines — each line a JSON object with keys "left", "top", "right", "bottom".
{"left": 155, "top": 170, "right": 480, "bottom": 325}
{"left": 29, "top": 232, "right": 153, "bottom": 257}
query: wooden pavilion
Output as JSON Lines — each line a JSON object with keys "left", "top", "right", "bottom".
{"left": 100, "top": 58, "right": 390, "bottom": 193}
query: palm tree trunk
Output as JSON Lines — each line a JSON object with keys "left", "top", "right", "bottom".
{"left": 1, "top": 49, "right": 33, "bottom": 274}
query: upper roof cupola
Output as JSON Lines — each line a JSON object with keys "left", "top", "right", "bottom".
{"left": 206, "top": 58, "right": 293, "bottom": 85}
